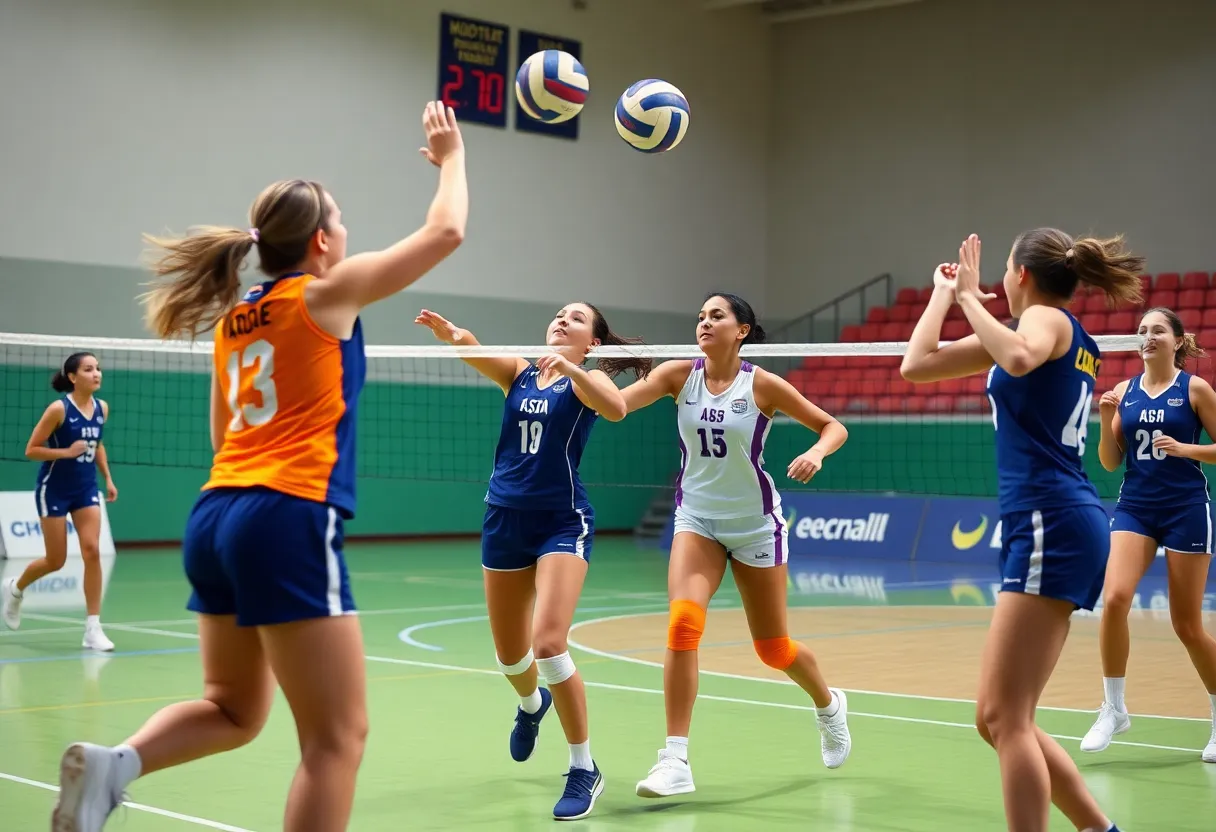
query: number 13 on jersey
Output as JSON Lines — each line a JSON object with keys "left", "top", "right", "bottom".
{"left": 226, "top": 339, "right": 278, "bottom": 432}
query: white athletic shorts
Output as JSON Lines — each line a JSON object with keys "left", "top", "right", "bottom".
{"left": 672, "top": 506, "right": 789, "bottom": 568}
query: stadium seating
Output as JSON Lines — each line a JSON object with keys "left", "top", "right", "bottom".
{"left": 788, "top": 271, "right": 1216, "bottom": 415}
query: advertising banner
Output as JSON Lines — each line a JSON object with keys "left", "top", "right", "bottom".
{"left": 0, "top": 491, "right": 117, "bottom": 559}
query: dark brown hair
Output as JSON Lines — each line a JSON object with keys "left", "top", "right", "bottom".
{"left": 1012, "top": 228, "right": 1144, "bottom": 308}
{"left": 51, "top": 352, "right": 96, "bottom": 393}
{"left": 141, "top": 179, "right": 333, "bottom": 339}
{"left": 580, "top": 302, "right": 652, "bottom": 380}
{"left": 1141, "top": 307, "right": 1206, "bottom": 369}
{"left": 706, "top": 292, "right": 767, "bottom": 347}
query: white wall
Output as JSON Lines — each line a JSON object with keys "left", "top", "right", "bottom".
{"left": 767, "top": 0, "right": 1216, "bottom": 314}
{"left": 0, "top": 0, "right": 769, "bottom": 319}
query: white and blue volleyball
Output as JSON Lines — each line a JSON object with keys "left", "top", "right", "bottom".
{"left": 614, "top": 79, "right": 690, "bottom": 153}
{"left": 515, "top": 50, "right": 589, "bottom": 124}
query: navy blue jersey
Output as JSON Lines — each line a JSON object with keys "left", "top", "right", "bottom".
{"left": 485, "top": 365, "right": 598, "bottom": 511}
{"left": 1117, "top": 371, "right": 1209, "bottom": 508}
{"left": 36, "top": 396, "right": 104, "bottom": 494}
{"left": 986, "top": 309, "right": 1103, "bottom": 513}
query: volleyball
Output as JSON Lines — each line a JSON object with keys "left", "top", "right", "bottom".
{"left": 515, "top": 50, "right": 589, "bottom": 124}
{"left": 614, "top": 79, "right": 690, "bottom": 153}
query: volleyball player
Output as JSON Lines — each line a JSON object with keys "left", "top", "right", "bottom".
{"left": 1082, "top": 307, "right": 1216, "bottom": 762}
{"left": 49, "top": 101, "right": 468, "bottom": 832}
{"left": 901, "top": 230, "right": 1135, "bottom": 832}
{"left": 2, "top": 351, "right": 117, "bottom": 651}
{"left": 616, "top": 292, "right": 851, "bottom": 799}
{"left": 415, "top": 304, "right": 648, "bottom": 820}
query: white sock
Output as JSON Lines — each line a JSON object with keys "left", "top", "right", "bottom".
{"left": 569, "top": 740, "right": 593, "bottom": 772}
{"left": 520, "top": 688, "right": 543, "bottom": 715}
{"left": 1209, "top": 694, "right": 1216, "bottom": 723}
{"left": 665, "top": 736, "right": 689, "bottom": 761}
{"left": 1103, "top": 677, "right": 1126, "bottom": 712}
{"left": 86, "top": 615, "right": 100, "bottom": 630}
{"left": 817, "top": 691, "right": 840, "bottom": 718}
{"left": 113, "top": 744, "right": 142, "bottom": 790}
{"left": 8, "top": 582, "right": 22, "bottom": 599}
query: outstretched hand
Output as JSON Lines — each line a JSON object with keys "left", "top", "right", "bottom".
{"left": 414, "top": 309, "right": 463, "bottom": 344}
{"left": 419, "top": 101, "right": 464, "bottom": 167}
{"left": 955, "top": 234, "right": 996, "bottom": 303}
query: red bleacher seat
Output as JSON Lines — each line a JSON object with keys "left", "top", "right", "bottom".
{"left": 991, "top": 282, "right": 1007, "bottom": 299}
{"left": 1201, "top": 309, "right": 1216, "bottom": 329}
{"left": 1138, "top": 275, "right": 1152, "bottom": 295}
{"left": 889, "top": 304, "right": 912, "bottom": 323}
{"left": 918, "top": 287, "right": 934, "bottom": 303}
{"left": 1107, "top": 311, "right": 1135, "bottom": 332}
{"left": 896, "top": 287, "right": 918, "bottom": 304}
{"left": 1082, "top": 294, "right": 1107, "bottom": 314}
{"left": 924, "top": 395, "right": 955, "bottom": 412}
{"left": 866, "top": 306, "right": 889, "bottom": 324}
{"left": 1080, "top": 313, "right": 1104, "bottom": 333}
{"left": 859, "top": 323, "right": 881, "bottom": 341}
{"left": 987, "top": 298, "right": 1010, "bottom": 318}
{"left": 876, "top": 396, "right": 902, "bottom": 413}
{"left": 1180, "top": 309, "right": 1202, "bottom": 331}
{"left": 1183, "top": 272, "right": 1210, "bottom": 290}
{"left": 1147, "top": 290, "right": 1176, "bottom": 310}
{"left": 1155, "top": 273, "right": 1181, "bottom": 291}
{"left": 1178, "top": 289, "right": 1205, "bottom": 310}
{"left": 1200, "top": 330, "right": 1216, "bottom": 350}
{"left": 879, "top": 322, "right": 902, "bottom": 341}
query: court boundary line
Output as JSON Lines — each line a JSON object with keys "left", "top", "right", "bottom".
{"left": 14, "top": 603, "right": 1210, "bottom": 724}
{"left": 564, "top": 608, "right": 1213, "bottom": 724}
{"left": 0, "top": 771, "right": 255, "bottom": 831}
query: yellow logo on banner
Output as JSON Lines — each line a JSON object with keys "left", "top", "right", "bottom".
{"left": 951, "top": 515, "right": 988, "bottom": 549}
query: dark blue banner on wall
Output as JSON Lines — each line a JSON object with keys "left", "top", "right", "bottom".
{"left": 515, "top": 29, "right": 583, "bottom": 140}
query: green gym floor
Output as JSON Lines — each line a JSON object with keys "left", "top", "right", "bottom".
{"left": 2, "top": 540, "right": 1214, "bottom": 830}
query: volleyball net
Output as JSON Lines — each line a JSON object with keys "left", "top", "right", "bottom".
{"left": 0, "top": 331, "right": 1151, "bottom": 541}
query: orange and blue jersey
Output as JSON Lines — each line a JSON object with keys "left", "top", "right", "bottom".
{"left": 204, "top": 271, "right": 365, "bottom": 518}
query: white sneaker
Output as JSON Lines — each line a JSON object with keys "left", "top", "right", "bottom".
{"left": 818, "top": 688, "right": 852, "bottom": 769}
{"left": 52, "top": 743, "right": 124, "bottom": 831}
{"left": 1, "top": 578, "right": 23, "bottom": 630}
{"left": 1080, "top": 702, "right": 1130, "bottom": 752}
{"left": 635, "top": 750, "right": 695, "bottom": 798}
{"left": 82, "top": 625, "right": 114, "bottom": 653}
{"left": 1202, "top": 725, "right": 1216, "bottom": 763}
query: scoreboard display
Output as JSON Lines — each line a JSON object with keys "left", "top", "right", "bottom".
{"left": 437, "top": 12, "right": 509, "bottom": 129}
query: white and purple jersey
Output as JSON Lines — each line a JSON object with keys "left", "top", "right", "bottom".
{"left": 674, "top": 359, "right": 779, "bottom": 520}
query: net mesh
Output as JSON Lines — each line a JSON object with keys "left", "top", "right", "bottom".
{"left": 0, "top": 331, "right": 1147, "bottom": 509}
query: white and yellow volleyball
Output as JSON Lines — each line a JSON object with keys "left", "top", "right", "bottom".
{"left": 515, "top": 50, "right": 589, "bottom": 124}
{"left": 614, "top": 79, "right": 690, "bottom": 153}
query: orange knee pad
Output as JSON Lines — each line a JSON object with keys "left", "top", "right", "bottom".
{"left": 754, "top": 636, "right": 798, "bottom": 670}
{"left": 667, "top": 599, "right": 706, "bottom": 651}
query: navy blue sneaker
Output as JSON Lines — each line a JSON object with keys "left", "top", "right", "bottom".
{"left": 509, "top": 687, "right": 552, "bottom": 762}
{"left": 553, "top": 763, "right": 604, "bottom": 821}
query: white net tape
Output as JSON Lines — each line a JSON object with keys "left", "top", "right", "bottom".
{"left": 0, "top": 331, "right": 1146, "bottom": 359}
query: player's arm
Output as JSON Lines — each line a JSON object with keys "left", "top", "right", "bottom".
{"left": 209, "top": 369, "right": 227, "bottom": 454}
{"left": 957, "top": 298, "right": 1068, "bottom": 378}
{"left": 1097, "top": 380, "right": 1129, "bottom": 472}
{"left": 414, "top": 309, "right": 526, "bottom": 394}
{"left": 619, "top": 360, "right": 691, "bottom": 414}
{"left": 309, "top": 103, "right": 467, "bottom": 315}
{"left": 900, "top": 275, "right": 995, "bottom": 383}
{"left": 754, "top": 369, "right": 848, "bottom": 483}
{"left": 1154, "top": 376, "right": 1216, "bottom": 463}
{"left": 24, "top": 401, "right": 84, "bottom": 461}
{"left": 96, "top": 400, "right": 118, "bottom": 501}
{"left": 537, "top": 355, "right": 627, "bottom": 422}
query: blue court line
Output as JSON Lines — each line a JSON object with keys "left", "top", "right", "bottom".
{"left": 0, "top": 647, "right": 198, "bottom": 666}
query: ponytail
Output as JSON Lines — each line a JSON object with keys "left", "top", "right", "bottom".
{"left": 1177, "top": 332, "right": 1206, "bottom": 369}
{"left": 139, "top": 179, "right": 333, "bottom": 340}
{"left": 140, "top": 227, "right": 254, "bottom": 339}
{"left": 582, "top": 302, "right": 652, "bottom": 380}
{"left": 1013, "top": 228, "right": 1145, "bottom": 307}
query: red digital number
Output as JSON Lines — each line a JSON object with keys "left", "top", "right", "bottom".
{"left": 470, "top": 69, "right": 505, "bottom": 114}
{"left": 441, "top": 64, "right": 463, "bottom": 108}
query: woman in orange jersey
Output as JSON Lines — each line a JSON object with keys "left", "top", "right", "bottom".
{"left": 51, "top": 102, "right": 468, "bottom": 832}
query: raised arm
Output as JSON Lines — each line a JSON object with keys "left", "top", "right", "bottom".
{"left": 415, "top": 309, "right": 526, "bottom": 395}
{"left": 535, "top": 354, "right": 627, "bottom": 422}
{"left": 25, "top": 401, "right": 84, "bottom": 462}
{"left": 209, "top": 368, "right": 227, "bottom": 455}
{"left": 900, "top": 265, "right": 996, "bottom": 383}
{"left": 1097, "top": 380, "right": 1128, "bottom": 472}
{"left": 620, "top": 360, "right": 691, "bottom": 413}
{"left": 755, "top": 369, "right": 848, "bottom": 483}
{"left": 309, "top": 102, "right": 467, "bottom": 319}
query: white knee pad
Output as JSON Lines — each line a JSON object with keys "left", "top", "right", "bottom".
{"left": 535, "top": 652, "right": 576, "bottom": 686}
{"left": 496, "top": 648, "right": 534, "bottom": 676}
